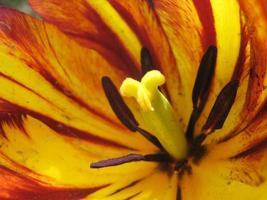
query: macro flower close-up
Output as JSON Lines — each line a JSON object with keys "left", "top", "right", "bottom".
{"left": 0, "top": 0, "right": 266, "bottom": 199}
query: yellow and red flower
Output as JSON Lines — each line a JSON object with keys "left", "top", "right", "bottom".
{"left": 0, "top": 0, "right": 266, "bottom": 199}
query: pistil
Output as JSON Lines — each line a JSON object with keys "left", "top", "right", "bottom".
{"left": 120, "top": 70, "right": 188, "bottom": 160}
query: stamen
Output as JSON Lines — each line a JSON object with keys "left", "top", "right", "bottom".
{"left": 186, "top": 45, "right": 217, "bottom": 141}
{"left": 185, "top": 109, "right": 199, "bottom": 142}
{"left": 90, "top": 153, "right": 170, "bottom": 168}
{"left": 189, "top": 80, "right": 239, "bottom": 160}
{"left": 192, "top": 46, "right": 217, "bottom": 110}
{"left": 202, "top": 80, "right": 239, "bottom": 133}
{"left": 102, "top": 76, "right": 163, "bottom": 149}
{"left": 141, "top": 47, "right": 154, "bottom": 75}
{"left": 137, "top": 127, "right": 164, "bottom": 150}
{"left": 102, "top": 76, "right": 138, "bottom": 132}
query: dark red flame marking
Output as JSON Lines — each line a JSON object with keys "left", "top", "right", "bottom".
{"left": 0, "top": 165, "right": 107, "bottom": 200}
{"left": 0, "top": 99, "right": 135, "bottom": 150}
{"left": 0, "top": 113, "right": 26, "bottom": 138}
{"left": 109, "top": 179, "right": 142, "bottom": 196}
{"left": 71, "top": 2, "right": 140, "bottom": 77}
{"left": 193, "top": 0, "right": 216, "bottom": 48}
{"left": 0, "top": 73, "right": 132, "bottom": 147}
{"left": 124, "top": 192, "right": 141, "bottom": 200}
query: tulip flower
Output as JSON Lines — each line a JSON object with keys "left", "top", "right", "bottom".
{"left": 0, "top": 0, "right": 266, "bottom": 199}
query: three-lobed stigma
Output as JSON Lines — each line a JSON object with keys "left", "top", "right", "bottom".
{"left": 120, "top": 70, "right": 165, "bottom": 112}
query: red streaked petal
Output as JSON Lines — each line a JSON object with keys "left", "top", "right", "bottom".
{"left": 0, "top": 8, "right": 166, "bottom": 198}
{"left": 154, "top": 0, "right": 266, "bottom": 143}
{"left": 0, "top": 7, "right": 154, "bottom": 151}
{"left": 202, "top": 0, "right": 267, "bottom": 143}
{"left": 238, "top": 0, "right": 267, "bottom": 129}
{"left": 29, "top": 0, "right": 166, "bottom": 79}
{"left": 0, "top": 165, "right": 106, "bottom": 200}
{"left": 154, "top": 0, "right": 242, "bottom": 133}
{"left": 29, "top": 0, "right": 141, "bottom": 77}
{"left": 29, "top": 0, "right": 184, "bottom": 131}
{"left": 29, "top": 0, "right": 178, "bottom": 77}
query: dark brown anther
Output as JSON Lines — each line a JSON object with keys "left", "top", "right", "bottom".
{"left": 186, "top": 46, "right": 217, "bottom": 141}
{"left": 90, "top": 153, "right": 170, "bottom": 168}
{"left": 102, "top": 76, "right": 138, "bottom": 132}
{"left": 141, "top": 47, "right": 155, "bottom": 75}
{"left": 202, "top": 80, "right": 239, "bottom": 133}
{"left": 192, "top": 46, "right": 217, "bottom": 110}
{"left": 90, "top": 154, "right": 144, "bottom": 168}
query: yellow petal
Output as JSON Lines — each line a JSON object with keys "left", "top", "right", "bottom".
{"left": 87, "top": 171, "right": 177, "bottom": 200}
{"left": 0, "top": 115, "right": 158, "bottom": 198}
{"left": 181, "top": 161, "right": 267, "bottom": 200}
{"left": 182, "top": 140, "right": 267, "bottom": 200}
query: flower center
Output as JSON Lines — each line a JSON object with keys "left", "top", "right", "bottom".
{"left": 90, "top": 46, "right": 239, "bottom": 175}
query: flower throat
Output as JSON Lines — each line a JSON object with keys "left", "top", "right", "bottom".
{"left": 90, "top": 46, "right": 239, "bottom": 173}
